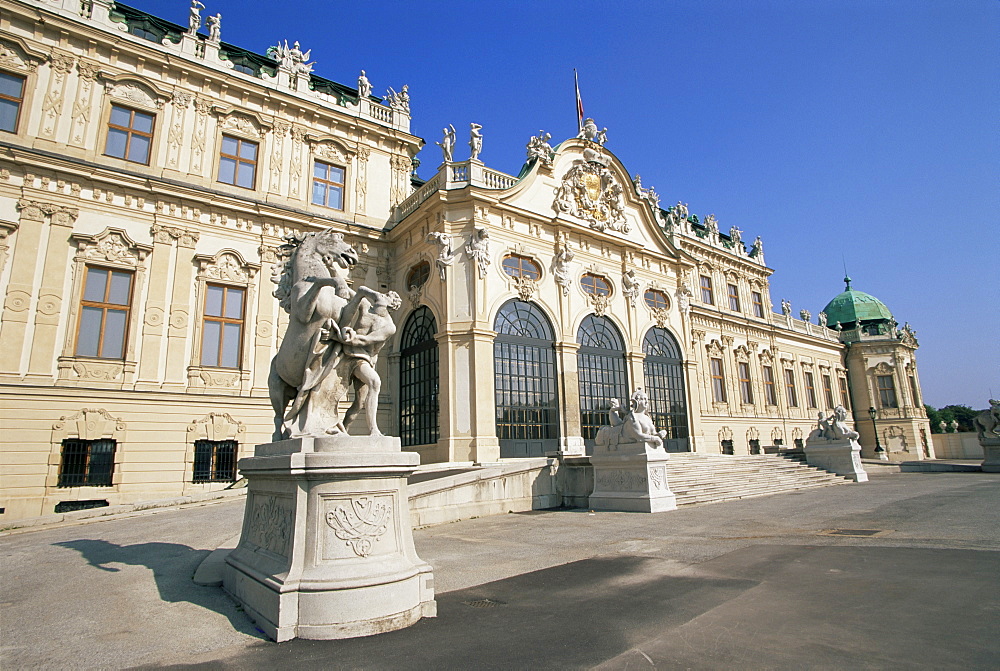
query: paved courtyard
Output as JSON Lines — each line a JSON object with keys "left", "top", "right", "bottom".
{"left": 2, "top": 472, "right": 998, "bottom": 669}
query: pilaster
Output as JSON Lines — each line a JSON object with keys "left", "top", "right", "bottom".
{"left": 135, "top": 225, "right": 178, "bottom": 388}
{"left": 0, "top": 201, "right": 49, "bottom": 375}
{"left": 163, "top": 229, "right": 199, "bottom": 390}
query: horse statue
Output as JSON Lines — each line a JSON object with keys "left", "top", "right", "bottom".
{"left": 268, "top": 228, "right": 360, "bottom": 440}
{"left": 973, "top": 400, "right": 1000, "bottom": 442}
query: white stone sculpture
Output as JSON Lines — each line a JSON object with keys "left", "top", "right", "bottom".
{"left": 622, "top": 269, "right": 640, "bottom": 307}
{"left": 385, "top": 84, "right": 410, "bottom": 114}
{"left": 729, "top": 226, "right": 743, "bottom": 248}
{"left": 781, "top": 298, "right": 792, "bottom": 316}
{"left": 553, "top": 153, "right": 628, "bottom": 233}
{"left": 469, "top": 122, "right": 483, "bottom": 160}
{"left": 206, "top": 13, "right": 221, "bottom": 43}
{"left": 552, "top": 232, "right": 574, "bottom": 295}
{"left": 676, "top": 282, "right": 693, "bottom": 316}
{"left": 187, "top": 0, "right": 204, "bottom": 35}
{"left": 704, "top": 214, "right": 719, "bottom": 235}
{"left": 808, "top": 405, "right": 861, "bottom": 442}
{"left": 425, "top": 232, "right": 455, "bottom": 280}
{"left": 577, "top": 117, "right": 607, "bottom": 145}
{"left": 268, "top": 229, "right": 402, "bottom": 440}
{"left": 818, "top": 311, "right": 828, "bottom": 327}
{"left": 269, "top": 40, "right": 314, "bottom": 75}
{"left": 800, "top": 309, "right": 811, "bottom": 322}
{"left": 749, "top": 235, "right": 764, "bottom": 258}
{"left": 804, "top": 405, "right": 868, "bottom": 482}
{"left": 357, "top": 70, "right": 371, "bottom": 99}
{"left": 466, "top": 226, "right": 490, "bottom": 278}
{"left": 633, "top": 174, "right": 660, "bottom": 210}
{"left": 596, "top": 389, "right": 667, "bottom": 451}
{"left": 526, "top": 130, "right": 553, "bottom": 166}
{"left": 973, "top": 401, "right": 1000, "bottom": 441}
{"left": 436, "top": 124, "right": 456, "bottom": 163}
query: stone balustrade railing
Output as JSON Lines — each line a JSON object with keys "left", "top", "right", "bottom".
{"left": 391, "top": 160, "right": 519, "bottom": 224}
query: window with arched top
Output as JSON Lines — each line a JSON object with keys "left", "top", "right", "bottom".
{"left": 406, "top": 261, "right": 430, "bottom": 290}
{"left": 580, "top": 273, "right": 612, "bottom": 296}
{"left": 642, "top": 327, "right": 689, "bottom": 452}
{"left": 577, "top": 314, "right": 629, "bottom": 444}
{"left": 644, "top": 289, "right": 669, "bottom": 310}
{"left": 398, "top": 306, "right": 439, "bottom": 447}
{"left": 493, "top": 299, "right": 559, "bottom": 457}
{"left": 501, "top": 254, "right": 541, "bottom": 280}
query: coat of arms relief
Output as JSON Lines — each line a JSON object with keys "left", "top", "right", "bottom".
{"left": 553, "top": 147, "right": 630, "bottom": 233}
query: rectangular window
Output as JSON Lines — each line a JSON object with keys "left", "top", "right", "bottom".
{"left": 104, "top": 104, "right": 154, "bottom": 164}
{"left": 76, "top": 266, "right": 133, "bottom": 359}
{"left": 193, "top": 439, "right": 238, "bottom": 483}
{"left": 751, "top": 291, "right": 764, "bottom": 318}
{"left": 312, "top": 161, "right": 345, "bottom": 209}
{"left": 763, "top": 365, "right": 777, "bottom": 405}
{"left": 218, "top": 134, "right": 258, "bottom": 189}
{"left": 0, "top": 71, "right": 26, "bottom": 133}
{"left": 877, "top": 375, "right": 898, "bottom": 408}
{"left": 201, "top": 284, "right": 245, "bottom": 368}
{"left": 839, "top": 376, "right": 850, "bottom": 409}
{"left": 727, "top": 284, "right": 741, "bottom": 312}
{"left": 804, "top": 371, "right": 818, "bottom": 408}
{"left": 700, "top": 275, "right": 714, "bottom": 305}
{"left": 823, "top": 374, "right": 835, "bottom": 408}
{"left": 784, "top": 369, "right": 799, "bottom": 407}
{"left": 909, "top": 375, "right": 920, "bottom": 407}
{"left": 738, "top": 361, "right": 753, "bottom": 404}
{"left": 58, "top": 438, "right": 116, "bottom": 487}
{"left": 710, "top": 357, "right": 727, "bottom": 403}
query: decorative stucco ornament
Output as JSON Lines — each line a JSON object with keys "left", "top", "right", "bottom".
{"left": 553, "top": 148, "right": 629, "bottom": 233}
{"left": 526, "top": 130, "right": 554, "bottom": 167}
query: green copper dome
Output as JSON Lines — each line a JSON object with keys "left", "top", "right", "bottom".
{"left": 822, "top": 277, "right": 894, "bottom": 329}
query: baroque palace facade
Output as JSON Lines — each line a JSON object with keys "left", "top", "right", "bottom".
{"left": 0, "top": 0, "right": 932, "bottom": 520}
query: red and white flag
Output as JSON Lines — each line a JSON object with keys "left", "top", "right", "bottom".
{"left": 574, "top": 69, "right": 584, "bottom": 132}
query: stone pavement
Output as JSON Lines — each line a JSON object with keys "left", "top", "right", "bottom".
{"left": 1, "top": 472, "right": 998, "bottom": 669}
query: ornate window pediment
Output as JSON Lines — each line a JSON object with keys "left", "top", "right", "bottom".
{"left": 734, "top": 344, "right": 751, "bottom": 362}
{"left": 187, "top": 412, "right": 246, "bottom": 442}
{"left": 195, "top": 249, "right": 258, "bottom": 285}
{"left": 706, "top": 339, "right": 723, "bottom": 357}
{"left": 310, "top": 137, "right": 354, "bottom": 163}
{"left": 0, "top": 38, "right": 44, "bottom": 72}
{"left": 71, "top": 228, "right": 151, "bottom": 267}
{"left": 101, "top": 75, "right": 167, "bottom": 110}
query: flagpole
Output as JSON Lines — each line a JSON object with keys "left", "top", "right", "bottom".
{"left": 574, "top": 69, "right": 584, "bottom": 134}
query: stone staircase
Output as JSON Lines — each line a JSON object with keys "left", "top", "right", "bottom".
{"left": 666, "top": 453, "right": 850, "bottom": 506}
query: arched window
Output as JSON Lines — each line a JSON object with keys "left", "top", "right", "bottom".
{"left": 493, "top": 299, "right": 559, "bottom": 457}
{"left": 398, "top": 306, "right": 439, "bottom": 447}
{"left": 580, "top": 273, "right": 612, "bottom": 296}
{"left": 642, "top": 327, "right": 689, "bottom": 452}
{"left": 577, "top": 314, "right": 628, "bottom": 444}
{"left": 406, "top": 261, "right": 430, "bottom": 290}
{"left": 644, "top": 289, "right": 669, "bottom": 310}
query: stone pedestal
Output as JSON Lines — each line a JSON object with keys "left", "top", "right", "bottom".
{"left": 804, "top": 439, "right": 869, "bottom": 482}
{"left": 589, "top": 442, "right": 676, "bottom": 513}
{"left": 222, "top": 436, "right": 436, "bottom": 642}
{"left": 980, "top": 438, "right": 1000, "bottom": 472}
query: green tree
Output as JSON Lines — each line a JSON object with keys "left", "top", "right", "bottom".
{"left": 940, "top": 404, "right": 979, "bottom": 432}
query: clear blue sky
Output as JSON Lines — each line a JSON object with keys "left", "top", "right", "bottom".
{"left": 135, "top": 0, "right": 999, "bottom": 409}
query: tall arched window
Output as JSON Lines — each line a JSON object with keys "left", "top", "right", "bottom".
{"left": 493, "top": 299, "right": 559, "bottom": 457}
{"left": 398, "top": 306, "right": 439, "bottom": 447}
{"left": 577, "top": 314, "right": 629, "bottom": 444}
{"left": 642, "top": 327, "right": 689, "bottom": 452}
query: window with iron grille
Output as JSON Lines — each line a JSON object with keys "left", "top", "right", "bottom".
{"left": 0, "top": 71, "right": 25, "bottom": 133}
{"left": 201, "top": 284, "right": 245, "bottom": 368}
{"left": 494, "top": 300, "right": 559, "bottom": 457}
{"left": 577, "top": 314, "right": 628, "bottom": 441}
{"left": 642, "top": 327, "right": 689, "bottom": 449}
{"left": 738, "top": 361, "right": 753, "bottom": 404}
{"left": 104, "top": 104, "right": 154, "bottom": 164}
{"left": 312, "top": 161, "right": 345, "bottom": 209}
{"left": 76, "top": 266, "right": 133, "bottom": 359}
{"left": 823, "top": 374, "right": 835, "bottom": 408}
{"left": 877, "top": 375, "right": 898, "bottom": 408}
{"left": 399, "top": 306, "right": 439, "bottom": 447}
{"left": 721, "top": 439, "right": 734, "bottom": 455}
{"left": 501, "top": 254, "right": 541, "bottom": 280}
{"left": 218, "top": 134, "right": 258, "bottom": 189}
{"left": 193, "top": 440, "right": 238, "bottom": 483}
{"left": 763, "top": 365, "right": 777, "bottom": 405}
{"left": 58, "top": 438, "right": 116, "bottom": 487}
{"left": 749, "top": 439, "right": 761, "bottom": 454}
{"left": 839, "top": 376, "right": 851, "bottom": 409}
{"left": 700, "top": 275, "right": 714, "bottom": 305}
{"left": 804, "top": 371, "right": 818, "bottom": 408}
{"left": 751, "top": 291, "right": 764, "bottom": 318}
{"left": 785, "top": 369, "right": 799, "bottom": 407}
{"left": 727, "top": 284, "right": 740, "bottom": 312}
{"left": 710, "top": 358, "right": 727, "bottom": 403}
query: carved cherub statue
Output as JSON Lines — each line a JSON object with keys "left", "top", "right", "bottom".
{"left": 596, "top": 389, "right": 668, "bottom": 451}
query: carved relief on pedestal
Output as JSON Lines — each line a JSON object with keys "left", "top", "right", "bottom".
{"left": 245, "top": 493, "right": 294, "bottom": 558}
{"left": 324, "top": 494, "right": 394, "bottom": 558}
{"left": 70, "top": 361, "right": 124, "bottom": 382}
{"left": 595, "top": 468, "right": 648, "bottom": 492}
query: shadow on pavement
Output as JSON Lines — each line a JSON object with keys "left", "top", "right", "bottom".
{"left": 54, "top": 539, "right": 265, "bottom": 640}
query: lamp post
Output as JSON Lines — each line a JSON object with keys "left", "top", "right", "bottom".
{"left": 868, "top": 406, "right": 888, "bottom": 460}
